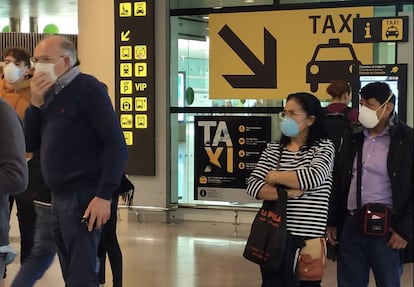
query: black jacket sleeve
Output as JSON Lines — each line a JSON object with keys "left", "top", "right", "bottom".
{"left": 0, "top": 100, "right": 28, "bottom": 195}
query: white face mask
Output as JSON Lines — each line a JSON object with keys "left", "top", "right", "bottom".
{"left": 3, "top": 62, "right": 25, "bottom": 83}
{"left": 34, "top": 63, "right": 57, "bottom": 83}
{"left": 358, "top": 105, "right": 381, "bottom": 128}
{"left": 358, "top": 94, "right": 392, "bottom": 128}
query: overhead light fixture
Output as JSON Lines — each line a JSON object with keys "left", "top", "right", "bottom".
{"left": 213, "top": 0, "right": 223, "bottom": 9}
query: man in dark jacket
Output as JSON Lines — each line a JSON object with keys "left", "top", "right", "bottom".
{"left": 24, "top": 36, "right": 127, "bottom": 287}
{"left": 326, "top": 82, "right": 413, "bottom": 287}
{"left": 0, "top": 99, "right": 29, "bottom": 286}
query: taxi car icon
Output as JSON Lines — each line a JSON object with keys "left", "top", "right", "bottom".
{"left": 385, "top": 25, "right": 399, "bottom": 38}
{"left": 306, "top": 38, "right": 361, "bottom": 92}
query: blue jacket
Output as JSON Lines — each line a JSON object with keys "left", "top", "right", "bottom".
{"left": 24, "top": 73, "right": 127, "bottom": 201}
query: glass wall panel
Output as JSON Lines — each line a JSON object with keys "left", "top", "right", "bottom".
{"left": 170, "top": 2, "right": 402, "bottom": 206}
{"left": 170, "top": 0, "right": 272, "bottom": 9}
{"left": 403, "top": 4, "right": 413, "bottom": 11}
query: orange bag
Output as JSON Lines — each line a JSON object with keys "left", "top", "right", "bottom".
{"left": 297, "top": 237, "right": 326, "bottom": 281}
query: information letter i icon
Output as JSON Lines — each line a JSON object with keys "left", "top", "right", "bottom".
{"left": 364, "top": 22, "right": 372, "bottom": 39}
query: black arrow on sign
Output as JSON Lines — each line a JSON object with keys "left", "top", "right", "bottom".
{"left": 218, "top": 25, "right": 277, "bottom": 89}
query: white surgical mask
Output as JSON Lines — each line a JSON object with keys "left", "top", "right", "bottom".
{"left": 3, "top": 62, "right": 25, "bottom": 83}
{"left": 358, "top": 94, "right": 392, "bottom": 128}
{"left": 34, "top": 63, "right": 57, "bottom": 83}
{"left": 358, "top": 105, "right": 381, "bottom": 128}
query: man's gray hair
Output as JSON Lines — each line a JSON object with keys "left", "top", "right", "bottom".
{"left": 60, "top": 38, "right": 78, "bottom": 67}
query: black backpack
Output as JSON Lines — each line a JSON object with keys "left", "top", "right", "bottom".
{"left": 323, "top": 107, "right": 354, "bottom": 153}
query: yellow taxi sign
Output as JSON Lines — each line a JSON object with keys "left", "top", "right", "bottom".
{"left": 353, "top": 16, "right": 408, "bottom": 43}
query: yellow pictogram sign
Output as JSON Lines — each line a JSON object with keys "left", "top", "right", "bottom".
{"left": 135, "top": 63, "right": 147, "bottom": 77}
{"left": 210, "top": 7, "right": 374, "bottom": 99}
{"left": 120, "top": 80, "right": 133, "bottom": 94}
{"left": 119, "top": 3, "right": 132, "bottom": 17}
{"left": 135, "top": 114, "right": 147, "bottom": 128}
{"left": 134, "top": 82, "right": 147, "bottom": 92}
{"left": 382, "top": 18, "right": 404, "bottom": 41}
{"left": 135, "top": 97, "right": 147, "bottom": 111}
{"left": 120, "top": 46, "right": 132, "bottom": 60}
{"left": 120, "top": 114, "right": 133, "bottom": 129}
{"left": 134, "top": 2, "right": 146, "bottom": 16}
{"left": 123, "top": 131, "right": 133, "bottom": 145}
{"left": 120, "top": 97, "right": 133, "bottom": 111}
{"left": 120, "top": 63, "right": 132, "bottom": 77}
{"left": 135, "top": 45, "right": 147, "bottom": 60}
{"left": 121, "top": 30, "right": 131, "bottom": 42}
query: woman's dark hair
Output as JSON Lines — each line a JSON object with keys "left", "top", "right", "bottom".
{"left": 280, "top": 92, "right": 326, "bottom": 148}
{"left": 2, "top": 47, "right": 31, "bottom": 67}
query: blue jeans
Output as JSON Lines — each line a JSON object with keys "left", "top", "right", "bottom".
{"left": 52, "top": 191, "right": 101, "bottom": 287}
{"left": 11, "top": 204, "right": 56, "bottom": 287}
{"left": 337, "top": 214, "right": 403, "bottom": 287}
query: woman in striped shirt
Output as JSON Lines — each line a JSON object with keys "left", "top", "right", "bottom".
{"left": 247, "top": 92, "right": 335, "bottom": 287}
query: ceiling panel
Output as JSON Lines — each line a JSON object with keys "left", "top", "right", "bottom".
{"left": 0, "top": 0, "right": 77, "bottom": 19}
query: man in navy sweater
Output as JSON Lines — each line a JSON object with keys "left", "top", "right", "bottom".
{"left": 24, "top": 36, "right": 127, "bottom": 287}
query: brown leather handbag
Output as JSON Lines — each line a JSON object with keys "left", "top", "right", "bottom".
{"left": 297, "top": 237, "right": 326, "bottom": 281}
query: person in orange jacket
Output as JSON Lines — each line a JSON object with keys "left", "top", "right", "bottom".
{"left": 1, "top": 47, "right": 37, "bottom": 274}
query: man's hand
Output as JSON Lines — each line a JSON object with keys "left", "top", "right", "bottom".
{"left": 387, "top": 230, "right": 408, "bottom": 249}
{"left": 82, "top": 197, "right": 111, "bottom": 232}
{"left": 326, "top": 226, "right": 338, "bottom": 246}
{"left": 30, "top": 71, "right": 54, "bottom": 107}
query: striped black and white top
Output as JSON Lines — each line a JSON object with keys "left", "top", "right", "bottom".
{"left": 247, "top": 139, "right": 335, "bottom": 238}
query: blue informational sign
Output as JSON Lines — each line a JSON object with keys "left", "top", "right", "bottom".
{"left": 358, "top": 64, "right": 408, "bottom": 122}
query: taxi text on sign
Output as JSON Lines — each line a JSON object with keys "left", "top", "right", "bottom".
{"left": 209, "top": 7, "right": 374, "bottom": 100}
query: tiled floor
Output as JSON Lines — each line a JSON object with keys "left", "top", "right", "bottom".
{"left": 4, "top": 209, "right": 413, "bottom": 287}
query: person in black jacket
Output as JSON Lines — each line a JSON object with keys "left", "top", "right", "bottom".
{"left": 326, "top": 82, "right": 413, "bottom": 287}
{"left": 11, "top": 151, "right": 55, "bottom": 287}
{"left": 0, "top": 98, "right": 28, "bottom": 287}
{"left": 97, "top": 189, "right": 122, "bottom": 287}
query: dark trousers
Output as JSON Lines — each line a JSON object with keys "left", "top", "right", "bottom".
{"left": 52, "top": 191, "right": 101, "bottom": 287}
{"left": 260, "top": 234, "right": 305, "bottom": 287}
{"left": 98, "top": 196, "right": 122, "bottom": 287}
{"left": 260, "top": 234, "right": 321, "bottom": 287}
{"left": 337, "top": 214, "right": 403, "bottom": 287}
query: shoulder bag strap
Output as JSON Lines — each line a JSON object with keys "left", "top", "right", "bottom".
{"left": 356, "top": 141, "right": 363, "bottom": 210}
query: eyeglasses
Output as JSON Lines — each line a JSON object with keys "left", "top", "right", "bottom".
{"left": 30, "top": 55, "right": 65, "bottom": 64}
{"left": 279, "top": 110, "right": 305, "bottom": 119}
